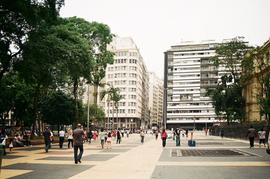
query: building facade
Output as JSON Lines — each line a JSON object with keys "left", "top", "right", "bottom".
{"left": 243, "top": 39, "right": 270, "bottom": 122}
{"left": 164, "top": 40, "right": 224, "bottom": 130}
{"left": 148, "top": 72, "right": 163, "bottom": 128}
{"left": 102, "top": 37, "right": 149, "bottom": 130}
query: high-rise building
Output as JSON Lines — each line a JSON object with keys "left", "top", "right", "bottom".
{"left": 148, "top": 72, "right": 163, "bottom": 128}
{"left": 164, "top": 40, "right": 224, "bottom": 129}
{"left": 102, "top": 37, "right": 149, "bottom": 130}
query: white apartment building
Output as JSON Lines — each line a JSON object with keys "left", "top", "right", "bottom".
{"left": 164, "top": 40, "right": 220, "bottom": 130}
{"left": 102, "top": 37, "right": 150, "bottom": 130}
{"left": 149, "top": 72, "right": 163, "bottom": 127}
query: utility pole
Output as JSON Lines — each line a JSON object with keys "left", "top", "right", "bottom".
{"left": 87, "top": 84, "right": 90, "bottom": 133}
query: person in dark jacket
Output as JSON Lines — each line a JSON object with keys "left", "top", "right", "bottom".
{"left": 73, "top": 124, "right": 85, "bottom": 164}
{"left": 247, "top": 125, "right": 256, "bottom": 148}
{"left": 43, "top": 127, "right": 52, "bottom": 153}
{"left": 116, "top": 130, "right": 121, "bottom": 144}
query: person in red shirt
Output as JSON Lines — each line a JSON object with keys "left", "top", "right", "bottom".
{"left": 161, "top": 129, "right": 167, "bottom": 147}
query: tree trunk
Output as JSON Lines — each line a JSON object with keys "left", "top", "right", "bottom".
{"left": 93, "top": 85, "right": 98, "bottom": 105}
{"left": 73, "top": 79, "right": 79, "bottom": 122}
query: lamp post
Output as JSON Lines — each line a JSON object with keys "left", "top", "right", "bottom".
{"left": 87, "top": 84, "right": 90, "bottom": 133}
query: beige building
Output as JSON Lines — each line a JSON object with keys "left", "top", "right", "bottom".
{"left": 101, "top": 37, "right": 150, "bottom": 129}
{"left": 243, "top": 39, "right": 270, "bottom": 122}
{"left": 148, "top": 72, "right": 163, "bottom": 127}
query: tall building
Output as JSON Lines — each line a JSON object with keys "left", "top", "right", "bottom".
{"left": 164, "top": 40, "right": 226, "bottom": 129}
{"left": 243, "top": 39, "right": 270, "bottom": 122}
{"left": 149, "top": 72, "right": 164, "bottom": 128}
{"left": 102, "top": 37, "right": 149, "bottom": 130}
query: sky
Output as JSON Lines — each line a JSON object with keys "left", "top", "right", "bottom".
{"left": 60, "top": 0, "right": 270, "bottom": 79}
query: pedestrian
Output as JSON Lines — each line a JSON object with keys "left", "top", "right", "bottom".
{"left": 0, "top": 129, "right": 8, "bottom": 155}
{"left": 67, "top": 128, "right": 73, "bottom": 149}
{"left": 175, "top": 129, "right": 180, "bottom": 146}
{"left": 185, "top": 129, "right": 189, "bottom": 138}
{"left": 258, "top": 128, "right": 266, "bottom": 148}
{"left": 8, "top": 138, "right": 13, "bottom": 151}
{"left": 140, "top": 130, "right": 145, "bottom": 144}
{"left": 43, "top": 127, "right": 52, "bottom": 153}
{"left": 73, "top": 123, "right": 85, "bottom": 164}
{"left": 220, "top": 128, "right": 224, "bottom": 138}
{"left": 59, "top": 128, "right": 65, "bottom": 148}
{"left": 116, "top": 129, "right": 121, "bottom": 144}
{"left": 99, "top": 128, "right": 106, "bottom": 149}
{"left": 155, "top": 130, "right": 159, "bottom": 140}
{"left": 106, "top": 132, "right": 112, "bottom": 149}
{"left": 93, "top": 131, "right": 97, "bottom": 141}
{"left": 161, "top": 129, "right": 167, "bottom": 147}
{"left": 247, "top": 125, "right": 256, "bottom": 148}
{"left": 87, "top": 130, "right": 93, "bottom": 143}
{"left": 204, "top": 128, "right": 208, "bottom": 136}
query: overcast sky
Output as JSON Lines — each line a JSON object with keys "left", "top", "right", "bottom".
{"left": 60, "top": 0, "right": 270, "bottom": 79}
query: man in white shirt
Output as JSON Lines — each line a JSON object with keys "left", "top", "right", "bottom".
{"left": 59, "top": 129, "right": 65, "bottom": 148}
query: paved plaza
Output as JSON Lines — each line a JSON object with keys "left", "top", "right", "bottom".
{"left": 1, "top": 131, "right": 270, "bottom": 179}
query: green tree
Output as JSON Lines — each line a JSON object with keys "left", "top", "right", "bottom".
{"left": 62, "top": 17, "right": 115, "bottom": 105}
{"left": 0, "top": 0, "right": 64, "bottom": 81}
{"left": 101, "top": 86, "right": 122, "bottom": 129}
{"left": 40, "top": 91, "right": 77, "bottom": 131}
{"left": 111, "top": 88, "right": 123, "bottom": 125}
{"left": 207, "top": 38, "right": 249, "bottom": 123}
{"left": 84, "top": 104, "right": 105, "bottom": 126}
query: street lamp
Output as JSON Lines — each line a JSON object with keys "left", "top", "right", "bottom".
{"left": 87, "top": 84, "right": 90, "bottom": 133}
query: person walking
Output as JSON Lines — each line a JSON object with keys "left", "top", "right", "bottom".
{"left": 73, "top": 124, "right": 85, "bottom": 164}
{"left": 258, "top": 128, "right": 266, "bottom": 148}
{"left": 175, "top": 129, "right": 180, "bottom": 146}
{"left": 155, "top": 130, "right": 159, "bottom": 140}
{"left": 87, "top": 130, "right": 93, "bottom": 144}
{"left": 220, "top": 128, "right": 224, "bottom": 138}
{"left": 247, "top": 125, "right": 256, "bottom": 148}
{"left": 67, "top": 128, "right": 73, "bottom": 149}
{"left": 116, "top": 129, "right": 121, "bottom": 144}
{"left": 43, "top": 127, "right": 52, "bottom": 153}
{"left": 161, "top": 129, "right": 167, "bottom": 147}
{"left": 140, "top": 130, "right": 145, "bottom": 144}
{"left": 106, "top": 132, "right": 112, "bottom": 149}
{"left": 99, "top": 128, "right": 106, "bottom": 149}
{"left": 59, "top": 128, "right": 65, "bottom": 148}
{"left": 0, "top": 129, "right": 8, "bottom": 156}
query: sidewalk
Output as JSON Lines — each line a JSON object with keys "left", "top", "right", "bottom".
{"left": 70, "top": 136, "right": 163, "bottom": 179}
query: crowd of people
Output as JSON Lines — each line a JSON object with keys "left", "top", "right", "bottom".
{"left": 1, "top": 125, "right": 269, "bottom": 164}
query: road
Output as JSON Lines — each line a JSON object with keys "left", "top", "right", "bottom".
{"left": 1, "top": 131, "right": 270, "bottom": 179}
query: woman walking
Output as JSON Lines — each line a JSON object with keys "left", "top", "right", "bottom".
{"left": 67, "top": 128, "right": 73, "bottom": 149}
{"left": 106, "top": 132, "right": 112, "bottom": 149}
{"left": 161, "top": 129, "right": 167, "bottom": 147}
{"left": 140, "top": 130, "right": 145, "bottom": 144}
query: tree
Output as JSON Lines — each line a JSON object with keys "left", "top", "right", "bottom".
{"left": 207, "top": 38, "right": 249, "bottom": 123}
{"left": 101, "top": 86, "right": 122, "bottom": 129}
{"left": 0, "top": 0, "right": 65, "bottom": 81}
{"left": 0, "top": 73, "right": 35, "bottom": 127}
{"left": 63, "top": 18, "right": 115, "bottom": 105}
{"left": 84, "top": 104, "right": 105, "bottom": 126}
{"left": 40, "top": 91, "right": 77, "bottom": 131}
{"left": 111, "top": 88, "right": 123, "bottom": 125}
